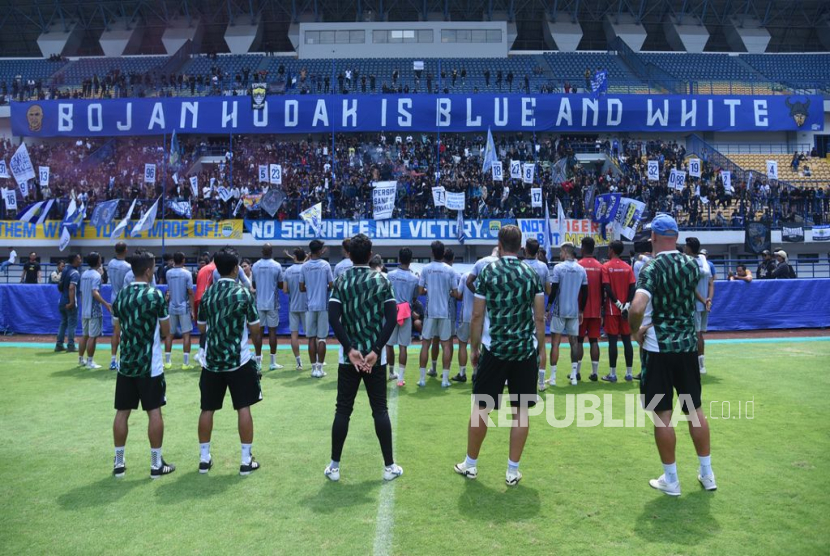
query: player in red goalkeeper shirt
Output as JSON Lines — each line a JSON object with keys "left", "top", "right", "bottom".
{"left": 577, "top": 237, "right": 603, "bottom": 381}
{"left": 601, "top": 240, "right": 636, "bottom": 382}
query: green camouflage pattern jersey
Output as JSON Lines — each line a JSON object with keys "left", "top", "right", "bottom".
{"left": 636, "top": 251, "right": 700, "bottom": 353}
{"left": 474, "top": 256, "right": 544, "bottom": 360}
{"left": 329, "top": 266, "right": 396, "bottom": 355}
{"left": 111, "top": 283, "right": 168, "bottom": 377}
{"left": 197, "top": 278, "right": 260, "bottom": 372}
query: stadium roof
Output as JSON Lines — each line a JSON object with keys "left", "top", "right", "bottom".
{"left": 1, "top": 0, "right": 828, "bottom": 56}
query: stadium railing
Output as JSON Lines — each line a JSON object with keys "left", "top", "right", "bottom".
{"left": 711, "top": 143, "right": 815, "bottom": 155}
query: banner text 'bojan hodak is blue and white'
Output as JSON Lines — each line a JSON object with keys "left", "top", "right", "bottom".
{"left": 12, "top": 93, "right": 822, "bottom": 137}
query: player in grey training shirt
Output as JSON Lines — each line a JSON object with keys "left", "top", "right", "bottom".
{"left": 546, "top": 242, "right": 588, "bottom": 386}
{"left": 385, "top": 248, "right": 420, "bottom": 386}
{"left": 107, "top": 242, "right": 132, "bottom": 370}
{"left": 523, "top": 239, "right": 553, "bottom": 297}
{"left": 466, "top": 247, "right": 499, "bottom": 293}
{"left": 282, "top": 248, "right": 309, "bottom": 371}
{"left": 300, "top": 240, "right": 334, "bottom": 378}
{"left": 79, "top": 252, "right": 111, "bottom": 370}
{"left": 164, "top": 252, "right": 195, "bottom": 369}
{"left": 684, "top": 238, "right": 714, "bottom": 375}
{"left": 333, "top": 238, "right": 353, "bottom": 280}
{"left": 251, "top": 243, "right": 284, "bottom": 371}
{"left": 451, "top": 271, "right": 477, "bottom": 383}
{"left": 213, "top": 266, "right": 252, "bottom": 290}
{"left": 417, "top": 241, "right": 459, "bottom": 388}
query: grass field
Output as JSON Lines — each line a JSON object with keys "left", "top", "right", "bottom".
{"left": 0, "top": 339, "right": 828, "bottom": 555}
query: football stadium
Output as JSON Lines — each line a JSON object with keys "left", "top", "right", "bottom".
{"left": 0, "top": 0, "right": 829, "bottom": 553}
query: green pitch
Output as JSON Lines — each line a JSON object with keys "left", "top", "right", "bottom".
{"left": 0, "top": 339, "right": 828, "bottom": 555}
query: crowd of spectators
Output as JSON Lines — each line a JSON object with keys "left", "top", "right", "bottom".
{"left": 1, "top": 133, "right": 828, "bottom": 227}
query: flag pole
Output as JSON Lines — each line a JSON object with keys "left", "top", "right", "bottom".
{"left": 161, "top": 132, "right": 166, "bottom": 259}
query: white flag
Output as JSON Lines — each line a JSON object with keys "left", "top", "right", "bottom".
{"left": 59, "top": 227, "right": 71, "bottom": 252}
{"left": 446, "top": 191, "right": 466, "bottom": 211}
{"left": 144, "top": 164, "right": 157, "bottom": 183}
{"left": 10, "top": 143, "right": 35, "bottom": 185}
{"left": 766, "top": 160, "right": 778, "bottom": 180}
{"left": 2, "top": 187, "right": 17, "bottom": 211}
{"left": 372, "top": 181, "right": 397, "bottom": 220}
{"left": 722, "top": 171, "right": 733, "bottom": 193}
{"left": 172, "top": 172, "right": 179, "bottom": 185}
{"left": 299, "top": 202, "right": 323, "bottom": 237}
{"left": 491, "top": 161, "right": 503, "bottom": 182}
{"left": 19, "top": 179, "right": 30, "bottom": 198}
{"left": 432, "top": 186, "right": 446, "bottom": 207}
{"left": 509, "top": 160, "right": 521, "bottom": 180}
{"left": 0, "top": 160, "right": 9, "bottom": 178}
{"left": 39, "top": 166, "right": 50, "bottom": 187}
{"left": 189, "top": 176, "right": 199, "bottom": 198}
{"left": 130, "top": 198, "right": 160, "bottom": 237}
{"left": 688, "top": 158, "right": 701, "bottom": 178}
{"left": 522, "top": 163, "right": 535, "bottom": 185}
{"left": 531, "top": 187, "right": 542, "bottom": 208}
{"left": 647, "top": 160, "right": 659, "bottom": 182}
{"left": 259, "top": 165, "right": 268, "bottom": 183}
{"left": 668, "top": 169, "right": 687, "bottom": 191}
{"left": 217, "top": 186, "right": 232, "bottom": 202}
{"left": 269, "top": 164, "right": 282, "bottom": 185}
{"left": 111, "top": 199, "right": 137, "bottom": 240}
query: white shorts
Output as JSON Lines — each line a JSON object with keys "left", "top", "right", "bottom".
{"left": 305, "top": 311, "right": 329, "bottom": 338}
{"left": 169, "top": 313, "right": 193, "bottom": 334}
{"left": 456, "top": 322, "right": 471, "bottom": 343}
{"left": 386, "top": 317, "right": 413, "bottom": 347}
{"left": 422, "top": 317, "right": 452, "bottom": 342}
{"left": 694, "top": 311, "right": 709, "bottom": 333}
{"left": 83, "top": 317, "right": 102, "bottom": 338}
{"left": 551, "top": 316, "right": 579, "bottom": 337}
{"left": 260, "top": 309, "right": 280, "bottom": 329}
{"left": 289, "top": 311, "right": 304, "bottom": 333}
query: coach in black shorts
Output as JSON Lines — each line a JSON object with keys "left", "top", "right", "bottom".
{"left": 197, "top": 248, "right": 263, "bottom": 476}
{"left": 111, "top": 250, "right": 175, "bottom": 479}
{"left": 454, "top": 225, "right": 546, "bottom": 487}
{"left": 629, "top": 214, "right": 716, "bottom": 496}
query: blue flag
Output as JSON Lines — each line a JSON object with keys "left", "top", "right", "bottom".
{"left": 168, "top": 200, "right": 192, "bottom": 219}
{"left": 62, "top": 199, "right": 85, "bottom": 234}
{"left": 169, "top": 129, "right": 180, "bottom": 168}
{"left": 592, "top": 193, "right": 621, "bottom": 239}
{"left": 590, "top": 70, "right": 608, "bottom": 99}
{"left": 481, "top": 126, "right": 498, "bottom": 173}
{"left": 17, "top": 199, "right": 54, "bottom": 224}
{"left": 89, "top": 199, "right": 120, "bottom": 228}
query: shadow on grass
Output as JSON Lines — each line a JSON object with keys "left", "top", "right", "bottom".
{"left": 457, "top": 479, "right": 541, "bottom": 522}
{"left": 633, "top": 489, "right": 719, "bottom": 545}
{"left": 154, "top": 470, "right": 238, "bottom": 504}
{"left": 57, "top": 476, "right": 142, "bottom": 509}
{"left": 51, "top": 366, "right": 114, "bottom": 381}
{"left": 301, "top": 480, "right": 380, "bottom": 514}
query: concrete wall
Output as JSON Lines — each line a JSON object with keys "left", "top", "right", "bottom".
{"left": 298, "top": 21, "right": 510, "bottom": 59}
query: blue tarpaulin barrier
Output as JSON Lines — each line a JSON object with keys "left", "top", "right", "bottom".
{"left": 1, "top": 280, "right": 828, "bottom": 337}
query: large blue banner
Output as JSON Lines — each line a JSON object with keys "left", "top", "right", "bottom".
{"left": 245, "top": 219, "right": 513, "bottom": 242}
{"left": 12, "top": 93, "right": 822, "bottom": 137}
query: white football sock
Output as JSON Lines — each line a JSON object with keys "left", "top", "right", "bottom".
{"left": 442, "top": 369, "right": 450, "bottom": 383}
{"left": 255, "top": 355, "right": 262, "bottom": 365}
{"left": 591, "top": 361, "right": 599, "bottom": 375}
{"left": 610, "top": 367, "right": 617, "bottom": 377}
{"left": 111, "top": 355, "right": 117, "bottom": 364}
{"left": 200, "top": 442, "right": 211, "bottom": 463}
{"left": 550, "top": 365, "right": 557, "bottom": 378}
{"left": 698, "top": 355, "right": 705, "bottom": 368}
{"left": 183, "top": 353, "right": 190, "bottom": 365}
{"left": 538, "top": 369, "right": 546, "bottom": 382}
{"left": 420, "top": 368, "right": 427, "bottom": 381}
{"left": 662, "top": 462, "right": 678, "bottom": 484}
{"left": 114, "top": 447, "right": 125, "bottom": 466}
{"left": 699, "top": 455, "right": 712, "bottom": 477}
{"left": 164, "top": 352, "right": 171, "bottom": 364}
{"left": 241, "top": 443, "right": 252, "bottom": 465}
{"left": 398, "top": 366, "right": 406, "bottom": 381}
{"left": 270, "top": 354, "right": 276, "bottom": 365}
{"left": 459, "top": 366, "right": 466, "bottom": 377}
{"left": 151, "top": 448, "right": 162, "bottom": 469}
{"left": 626, "top": 366, "right": 633, "bottom": 376}
{"left": 571, "top": 362, "right": 578, "bottom": 378}
{"left": 296, "top": 356, "right": 302, "bottom": 366}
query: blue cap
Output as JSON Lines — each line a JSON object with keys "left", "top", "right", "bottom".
{"left": 651, "top": 214, "right": 679, "bottom": 237}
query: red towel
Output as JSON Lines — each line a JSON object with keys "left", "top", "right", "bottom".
{"left": 396, "top": 302, "right": 411, "bottom": 326}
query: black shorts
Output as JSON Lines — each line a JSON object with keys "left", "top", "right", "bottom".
{"left": 200, "top": 360, "right": 262, "bottom": 411}
{"left": 115, "top": 373, "right": 167, "bottom": 411}
{"left": 472, "top": 347, "right": 537, "bottom": 410}
{"left": 640, "top": 351, "right": 701, "bottom": 414}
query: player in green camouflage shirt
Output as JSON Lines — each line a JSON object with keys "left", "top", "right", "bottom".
{"left": 454, "top": 225, "right": 546, "bottom": 487}
{"left": 324, "top": 234, "right": 402, "bottom": 483}
{"left": 196, "top": 247, "right": 263, "bottom": 477}
{"left": 629, "top": 214, "right": 716, "bottom": 497}
{"left": 110, "top": 250, "right": 175, "bottom": 479}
